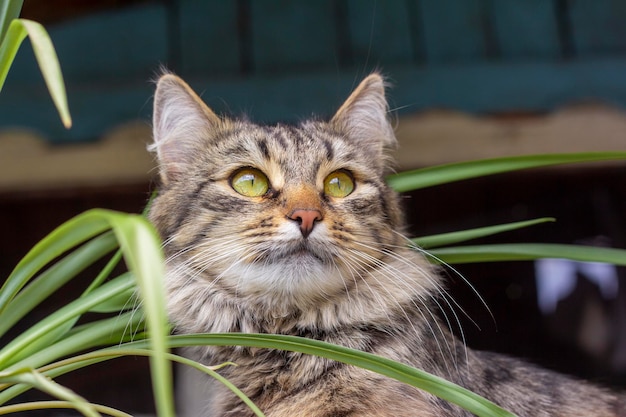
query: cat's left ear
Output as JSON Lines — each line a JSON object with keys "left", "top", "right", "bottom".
{"left": 331, "top": 73, "right": 396, "bottom": 169}
{"left": 151, "top": 73, "right": 221, "bottom": 184}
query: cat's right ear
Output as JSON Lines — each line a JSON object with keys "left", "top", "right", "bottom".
{"left": 330, "top": 73, "right": 396, "bottom": 173}
{"left": 151, "top": 73, "right": 220, "bottom": 184}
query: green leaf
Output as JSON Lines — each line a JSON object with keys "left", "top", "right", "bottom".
{"left": 88, "top": 282, "right": 137, "bottom": 313}
{"left": 159, "top": 334, "right": 515, "bottom": 417}
{"left": 0, "top": 232, "right": 118, "bottom": 339}
{"left": 0, "top": 368, "right": 100, "bottom": 417}
{"left": 0, "top": 274, "right": 136, "bottom": 368}
{"left": 31, "top": 348, "right": 266, "bottom": 417}
{"left": 0, "top": 18, "right": 71, "bottom": 127}
{"left": 386, "top": 152, "right": 626, "bottom": 192}
{"left": 0, "top": 312, "right": 144, "bottom": 404}
{"left": 0, "top": 15, "right": 26, "bottom": 93}
{"left": 37, "top": 335, "right": 514, "bottom": 417}
{"left": 428, "top": 243, "right": 626, "bottom": 265}
{"left": 102, "top": 212, "right": 173, "bottom": 417}
{"left": 14, "top": 19, "right": 71, "bottom": 127}
{"left": 0, "top": 0, "right": 22, "bottom": 42}
{"left": 412, "top": 218, "right": 555, "bottom": 249}
{"left": 0, "top": 401, "right": 132, "bottom": 417}
{"left": 0, "top": 211, "right": 111, "bottom": 316}
{"left": 0, "top": 209, "right": 172, "bottom": 416}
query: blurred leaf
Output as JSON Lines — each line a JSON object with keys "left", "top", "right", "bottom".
{"left": 387, "top": 152, "right": 626, "bottom": 192}
{"left": 33, "top": 334, "right": 515, "bottom": 417}
{"left": 0, "top": 232, "right": 118, "bottom": 339}
{"left": 14, "top": 19, "right": 71, "bottom": 127}
{"left": 34, "top": 348, "right": 266, "bottom": 417}
{"left": 0, "top": 16, "right": 27, "bottom": 92}
{"left": 429, "top": 243, "right": 626, "bottom": 265}
{"left": 0, "top": 401, "right": 132, "bottom": 417}
{"left": 413, "top": 218, "right": 555, "bottom": 249}
{"left": 159, "top": 334, "right": 515, "bottom": 417}
{"left": 0, "top": 368, "right": 99, "bottom": 417}
{"left": 0, "top": 18, "right": 71, "bottom": 127}
{"left": 0, "top": 274, "right": 135, "bottom": 368}
{"left": 0, "top": 0, "right": 22, "bottom": 41}
{"left": 102, "top": 211, "right": 173, "bottom": 417}
{"left": 0, "top": 312, "right": 144, "bottom": 404}
{"left": 0, "top": 212, "right": 110, "bottom": 316}
{"left": 88, "top": 283, "right": 136, "bottom": 313}
{"left": 0, "top": 209, "right": 172, "bottom": 417}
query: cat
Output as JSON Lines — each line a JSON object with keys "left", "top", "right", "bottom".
{"left": 148, "top": 72, "right": 626, "bottom": 416}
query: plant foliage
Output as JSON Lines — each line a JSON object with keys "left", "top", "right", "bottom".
{"left": 0, "top": 0, "right": 70, "bottom": 127}
{"left": 1, "top": 2, "right": 625, "bottom": 415}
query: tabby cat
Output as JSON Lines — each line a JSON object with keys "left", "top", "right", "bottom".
{"left": 148, "top": 72, "right": 625, "bottom": 416}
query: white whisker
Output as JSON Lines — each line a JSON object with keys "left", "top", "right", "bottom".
{"left": 344, "top": 243, "right": 460, "bottom": 376}
{"left": 395, "top": 231, "right": 494, "bottom": 330}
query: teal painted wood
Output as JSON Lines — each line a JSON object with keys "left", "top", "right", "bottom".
{"left": 418, "top": 0, "right": 490, "bottom": 63}
{"left": 568, "top": 0, "right": 626, "bottom": 55}
{"left": 491, "top": 0, "right": 561, "bottom": 60}
{"left": 179, "top": 0, "right": 241, "bottom": 75}
{"left": 9, "top": 4, "right": 168, "bottom": 84}
{"left": 5, "top": 59, "right": 626, "bottom": 143}
{"left": 0, "top": 80, "right": 153, "bottom": 143}
{"left": 250, "top": 0, "right": 337, "bottom": 72}
{"left": 6, "top": 0, "right": 626, "bottom": 144}
{"left": 346, "top": 0, "right": 414, "bottom": 66}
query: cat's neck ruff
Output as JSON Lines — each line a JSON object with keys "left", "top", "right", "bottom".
{"left": 164, "top": 245, "right": 439, "bottom": 337}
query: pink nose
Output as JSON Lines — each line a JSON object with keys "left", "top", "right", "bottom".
{"left": 288, "top": 209, "right": 323, "bottom": 238}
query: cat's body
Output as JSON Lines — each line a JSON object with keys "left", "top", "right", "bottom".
{"left": 149, "top": 72, "right": 625, "bottom": 416}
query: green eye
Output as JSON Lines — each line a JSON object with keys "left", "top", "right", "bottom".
{"left": 324, "top": 170, "right": 354, "bottom": 198}
{"left": 231, "top": 168, "right": 270, "bottom": 197}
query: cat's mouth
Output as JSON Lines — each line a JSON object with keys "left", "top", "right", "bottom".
{"left": 259, "top": 241, "right": 332, "bottom": 265}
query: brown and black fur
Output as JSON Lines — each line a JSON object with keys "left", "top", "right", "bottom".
{"left": 148, "top": 72, "right": 626, "bottom": 416}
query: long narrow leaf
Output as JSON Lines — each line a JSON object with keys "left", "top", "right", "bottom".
{"left": 88, "top": 284, "right": 137, "bottom": 313}
{"left": 102, "top": 212, "right": 173, "bottom": 417}
{"left": 0, "top": 16, "right": 27, "bottom": 93}
{"left": 0, "top": 18, "right": 71, "bottom": 126}
{"left": 2, "top": 272, "right": 136, "bottom": 363}
{"left": 428, "top": 243, "right": 626, "bottom": 265}
{"left": 31, "top": 335, "right": 514, "bottom": 417}
{"left": 0, "top": 368, "right": 99, "bottom": 417}
{"left": 0, "top": 311, "right": 144, "bottom": 404}
{"left": 1, "top": 209, "right": 172, "bottom": 416}
{"left": 0, "top": 274, "right": 135, "bottom": 368}
{"left": 17, "top": 309, "right": 142, "bottom": 373}
{"left": 387, "top": 152, "right": 626, "bottom": 192}
{"left": 17, "top": 19, "right": 71, "bottom": 127}
{"left": 0, "top": 211, "right": 110, "bottom": 316}
{"left": 85, "top": 248, "right": 123, "bottom": 294}
{"left": 156, "top": 334, "right": 514, "bottom": 417}
{"left": 35, "top": 349, "right": 265, "bottom": 417}
{"left": 0, "top": 401, "right": 131, "bottom": 417}
{"left": 180, "top": 334, "right": 516, "bottom": 417}
{"left": 0, "top": 0, "right": 22, "bottom": 42}
{"left": 0, "top": 232, "right": 118, "bottom": 338}
{"left": 412, "top": 218, "right": 555, "bottom": 249}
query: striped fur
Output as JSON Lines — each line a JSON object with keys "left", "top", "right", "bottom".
{"left": 149, "top": 73, "right": 625, "bottom": 416}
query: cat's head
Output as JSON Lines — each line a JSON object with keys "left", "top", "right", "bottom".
{"left": 149, "top": 73, "right": 421, "bottom": 321}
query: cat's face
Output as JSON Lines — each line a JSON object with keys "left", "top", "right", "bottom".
{"left": 149, "top": 74, "right": 405, "bottom": 313}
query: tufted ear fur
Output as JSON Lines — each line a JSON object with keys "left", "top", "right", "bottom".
{"left": 331, "top": 73, "right": 396, "bottom": 170}
{"left": 150, "top": 73, "right": 221, "bottom": 184}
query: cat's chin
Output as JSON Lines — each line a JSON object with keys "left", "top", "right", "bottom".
{"left": 246, "top": 240, "right": 337, "bottom": 276}
{"left": 225, "top": 249, "right": 343, "bottom": 304}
